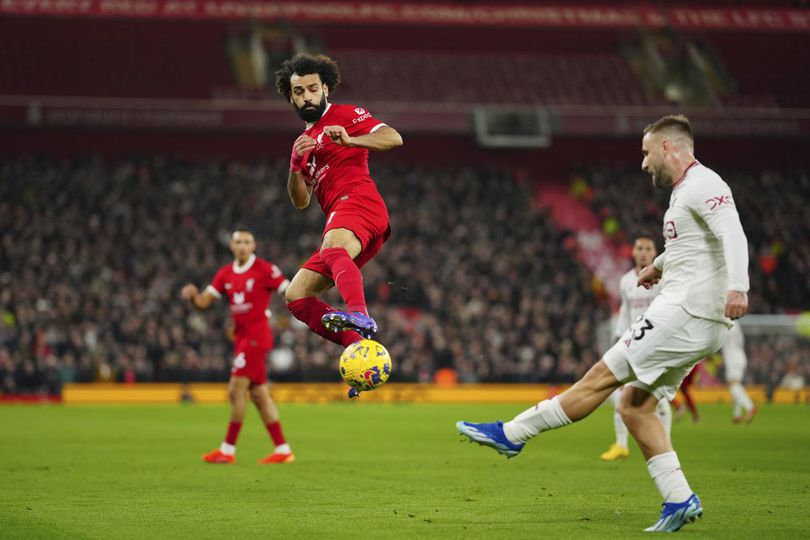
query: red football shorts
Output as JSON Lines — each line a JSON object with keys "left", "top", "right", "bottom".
{"left": 303, "top": 191, "right": 391, "bottom": 279}
{"left": 231, "top": 336, "right": 272, "bottom": 386}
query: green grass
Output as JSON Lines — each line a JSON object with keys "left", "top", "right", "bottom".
{"left": 1, "top": 402, "right": 808, "bottom": 539}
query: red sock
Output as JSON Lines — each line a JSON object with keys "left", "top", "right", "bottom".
{"left": 320, "top": 247, "right": 367, "bottom": 314}
{"left": 287, "top": 297, "right": 363, "bottom": 347}
{"left": 224, "top": 421, "right": 242, "bottom": 446}
{"left": 266, "top": 421, "right": 286, "bottom": 447}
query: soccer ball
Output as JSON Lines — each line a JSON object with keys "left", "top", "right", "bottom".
{"left": 339, "top": 339, "right": 392, "bottom": 392}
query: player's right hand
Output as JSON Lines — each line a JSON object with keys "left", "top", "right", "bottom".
{"left": 637, "top": 264, "right": 662, "bottom": 289}
{"left": 180, "top": 284, "right": 199, "bottom": 301}
{"left": 725, "top": 290, "right": 748, "bottom": 320}
{"left": 290, "top": 134, "right": 316, "bottom": 172}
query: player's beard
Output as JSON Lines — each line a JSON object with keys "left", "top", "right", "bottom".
{"left": 295, "top": 97, "right": 327, "bottom": 123}
{"left": 649, "top": 163, "right": 672, "bottom": 189}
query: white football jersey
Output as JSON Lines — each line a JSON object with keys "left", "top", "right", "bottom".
{"left": 653, "top": 162, "right": 750, "bottom": 325}
{"left": 614, "top": 268, "right": 661, "bottom": 338}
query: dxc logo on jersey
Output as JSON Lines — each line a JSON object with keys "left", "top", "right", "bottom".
{"left": 233, "top": 292, "right": 245, "bottom": 304}
{"left": 705, "top": 195, "right": 732, "bottom": 210}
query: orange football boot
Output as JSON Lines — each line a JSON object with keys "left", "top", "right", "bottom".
{"left": 203, "top": 449, "right": 235, "bottom": 464}
{"left": 258, "top": 452, "right": 295, "bottom": 464}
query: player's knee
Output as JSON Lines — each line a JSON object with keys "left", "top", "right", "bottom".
{"left": 228, "top": 387, "right": 243, "bottom": 404}
{"left": 284, "top": 283, "right": 301, "bottom": 304}
{"left": 249, "top": 388, "right": 264, "bottom": 403}
{"left": 581, "top": 360, "right": 621, "bottom": 393}
{"left": 285, "top": 279, "right": 311, "bottom": 304}
{"left": 619, "top": 403, "right": 639, "bottom": 428}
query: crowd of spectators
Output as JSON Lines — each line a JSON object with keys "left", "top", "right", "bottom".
{"left": 1, "top": 157, "right": 806, "bottom": 395}
{"left": 0, "top": 157, "right": 608, "bottom": 394}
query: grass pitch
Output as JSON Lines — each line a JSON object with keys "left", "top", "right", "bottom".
{"left": 1, "top": 401, "right": 808, "bottom": 539}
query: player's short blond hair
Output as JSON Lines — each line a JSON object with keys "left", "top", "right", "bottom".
{"left": 643, "top": 114, "right": 693, "bottom": 142}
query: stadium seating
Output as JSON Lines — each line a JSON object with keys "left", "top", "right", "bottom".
{"left": 0, "top": 18, "right": 232, "bottom": 98}
{"left": 2, "top": 157, "right": 807, "bottom": 394}
{"left": 0, "top": 158, "right": 607, "bottom": 390}
{"left": 332, "top": 49, "right": 666, "bottom": 107}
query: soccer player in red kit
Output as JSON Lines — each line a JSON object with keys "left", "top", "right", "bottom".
{"left": 275, "top": 53, "right": 403, "bottom": 353}
{"left": 180, "top": 230, "right": 294, "bottom": 464}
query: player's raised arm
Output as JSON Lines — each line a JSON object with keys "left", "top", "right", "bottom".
{"left": 288, "top": 134, "right": 316, "bottom": 209}
{"left": 322, "top": 124, "right": 403, "bottom": 152}
{"left": 180, "top": 283, "right": 218, "bottom": 310}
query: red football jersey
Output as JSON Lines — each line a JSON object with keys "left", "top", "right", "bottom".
{"left": 206, "top": 255, "right": 287, "bottom": 346}
{"left": 301, "top": 103, "right": 387, "bottom": 215}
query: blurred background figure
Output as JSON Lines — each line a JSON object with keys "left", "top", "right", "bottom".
{"left": 723, "top": 323, "right": 757, "bottom": 423}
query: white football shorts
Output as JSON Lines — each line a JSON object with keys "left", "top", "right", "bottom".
{"left": 603, "top": 299, "right": 729, "bottom": 401}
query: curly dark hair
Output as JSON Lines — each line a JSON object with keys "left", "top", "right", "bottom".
{"left": 275, "top": 53, "right": 341, "bottom": 102}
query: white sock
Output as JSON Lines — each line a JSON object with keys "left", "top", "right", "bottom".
{"left": 656, "top": 399, "right": 672, "bottom": 436}
{"left": 274, "top": 443, "right": 291, "bottom": 454}
{"left": 730, "top": 383, "right": 754, "bottom": 413}
{"left": 647, "top": 451, "right": 693, "bottom": 503}
{"left": 220, "top": 442, "right": 236, "bottom": 456}
{"left": 732, "top": 393, "right": 742, "bottom": 417}
{"left": 503, "top": 395, "right": 572, "bottom": 444}
{"left": 610, "top": 388, "right": 622, "bottom": 408}
{"left": 614, "top": 409, "right": 629, "bottom": 448}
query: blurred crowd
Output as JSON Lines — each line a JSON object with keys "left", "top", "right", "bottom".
{"left": 0, "top": 157, "right": 608, "bottom": 394}
{"left": 1, "top": 157, "right": 806, "bottom": 396}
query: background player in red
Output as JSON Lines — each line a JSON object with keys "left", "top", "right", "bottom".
{"left": 180, "top": 229, "right": 294, "bottom": 464}
{"left": 275, "top": 53, "right": 403, "bottom": 352}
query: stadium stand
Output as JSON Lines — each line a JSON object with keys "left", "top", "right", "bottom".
{"left": 0, "top": 158, "right": 607, "bottom": 391}
{"left": 2, "top": 157, "right": 807, "bottom": 395}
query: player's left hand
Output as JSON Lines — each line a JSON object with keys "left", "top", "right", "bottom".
{"left": 180, "top": 283, "right": 199, "bottom": 301}
{"left": 323, "top": 125, "right": 353, "bottom": 146}
{"left": 725, "top": 290, "right": 748, "bottom": 320}
{"left": 637, "top": 264, "right": 662, "bottom": 289}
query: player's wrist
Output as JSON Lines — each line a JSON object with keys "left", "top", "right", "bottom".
{"left": 290, "top": 144, "right": 306, "bottom": 172}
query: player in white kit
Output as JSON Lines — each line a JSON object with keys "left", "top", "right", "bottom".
{"left": 600, "top": 236, "right": 673, "bottom": 462}
{"left": 457, "top": 115, "right": 749, "bottom": 532}
{"left": 722, "top": 322, "right": 757, "bottom": 423}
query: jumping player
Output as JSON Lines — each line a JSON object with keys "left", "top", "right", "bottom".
{"left": 600, "top": 235, "right": 672, "bottom": 462}
{"left": 181, "top": 229, "right": 294, "bottom": 464}
{"left": 457, "top": 115, "right": 749, "bottom": 532}
{"left": 275, "top": 54, "right": 402, "bottom": 361}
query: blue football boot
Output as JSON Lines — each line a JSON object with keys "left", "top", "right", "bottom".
{"left": 644, "top": 493, "right": 703, "bottom": 532}
{"left": 321, "top": 311, "right": 378, "bottom": 339}
{"left": 455, "top": 420, "right": 524, "bottom": 458}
